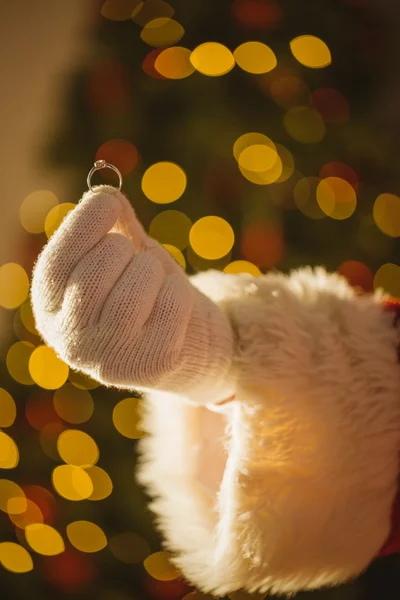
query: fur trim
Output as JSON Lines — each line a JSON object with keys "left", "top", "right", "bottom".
{"left": 136, "top": 267, "right": 400, "bottom": 596}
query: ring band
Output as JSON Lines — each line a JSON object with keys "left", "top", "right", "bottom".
{"left": 87, "top": 160, "right": 123, "bottom": 192}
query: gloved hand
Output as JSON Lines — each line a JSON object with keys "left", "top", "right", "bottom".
{"left": 31, "top": 185, "right": 235, "bottom": 403}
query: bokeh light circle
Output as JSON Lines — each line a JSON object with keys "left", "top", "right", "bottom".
{"left": 190, "top": 43, "right": 235, "bottom": 77}
{"left": 29, "top": 345, "right": 69, "bottom": 390}
{"left": 190, "top": 216, "right": 235, "bottom": 260}
{"left": 0, "top": 542, "right": 33, "bottom": 573}
{"left": 316, "top": 177, "right": 357, "bottom": 220}
{"left": 0, "top": 263, "right": 29, "bottom": 310}
{"left": 109, "top": 532, "right": 150, "bottom": 564}
{"left": 143, "top": 551, "right": 180, "bottom": 581}
{"left": 0, "top": 431, "right": 19, "bottom": 469}
{"left": 45, "top": 203, "right": 76, "bottom": 239}
{"left": 69, "top": 370, "right": 100, "bottom": 390}
{"left": 96, "top": 140, "right": 139, "bottom": 176}
{"left": 52, "top": 465, "right": 93, "bottom": 501}
{"left": 155, "top": 47, "right": 194, "bottom": 79}
{"left": 224, "top": 261, "right": 262, "bottom": 276}
{"left": 20, "top": 190, "right": 59, "bottom": 234}
{"left": 142, "top": 162, "right": 187, "bottom": 204}
{"left": 0, "top": 480, "right": 27, "bottom": 513}
{"left": 290, "top": 35, "right": 332, "bottom": 69}
{"left": 149, "top": 210, "right": 192, "bottom": 249}
{"left": 241, "top": 222, "right": 284, "bottom": 268}
{"left": 233, "top": 132, "right": 276, "bottom": 162}
{"left": 25, "top": 523, "right": 65, "bottom": 556}
{"left": 9, "top": 498, "right": 44, "bottom": 529}
{"left": 6, "top": 341, "right": 35, "bottom": 385}
{"left": 67, "top": 521, "right": 107, "bottom": 553}
{"left": 310, "top": 88, "right": 350, "bottom": 124}
{"left": 374, "top": 263, "right": 400, "bottom": 299}
{"left": 57, "top": 429, "right": 99, "bottom": 467}
{"left": 112, "top": 397, "right": 147, "bottom": 439}
{"left": 234, "top": 41, "right": 277, "bottom": 74}
{"left": 86, "top": 466, "right": 113, "bottom": 501}
{"left": 337, "top": 260, "right": 373, "bottom": 292}
{"left": 140, "top": 18, "right": 184, "bottom": 48}
{"left": 284, "top": 106, "right": 326, "bottom": 143}
{"left": 373, "top": 193, "right": 400, "bottom": 237}
{"left": 0, "top": 387, "right": 17, "bottom": 427}
{"left": 53, "top": 384, "right": 94, "bottom": 424}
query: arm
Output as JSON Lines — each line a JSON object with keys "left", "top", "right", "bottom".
{"left": 31, "top": 186, "right": 235, "bottom": 404}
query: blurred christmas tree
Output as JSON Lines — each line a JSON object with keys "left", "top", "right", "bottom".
{"left": 1, "top": 1, "right": 399, "bottom": 599}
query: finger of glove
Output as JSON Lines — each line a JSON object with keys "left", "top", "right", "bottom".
{"left": 97, "top": 249, "right": 165, "bottom": 340}
{"left": 32, "top": 188, "right": 122, "bottom": 313}
{"left": 59, "top": 232, "right": 135, "bottom": 332}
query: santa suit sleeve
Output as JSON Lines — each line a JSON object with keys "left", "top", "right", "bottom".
{"left": 135, "top": 266, "right": 400, "bottom": 597}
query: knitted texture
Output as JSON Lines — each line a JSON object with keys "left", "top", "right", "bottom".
{"left": 31, "top": 186, "right": 235, "bottom": 404}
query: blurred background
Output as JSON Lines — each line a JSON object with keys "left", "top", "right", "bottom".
{"left": 0, "top": 0, "right": 399, "bottom": 599}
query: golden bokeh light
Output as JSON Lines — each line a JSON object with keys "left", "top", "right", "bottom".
{"left": 112, "top": 397, "right": 147, "bottom": 439}
{"left": 294, "top": 177, "right": 327, "bottom": 220}
{"left": 29, "top": 345, "right": 69, "bottom": 390}
{"left": 0, "top": 542, "right": 33, "bottom": 573}
{"left": 238, "top": 144, "right": 278, "bottom": 173}
{"left": 6, "top": 341, "right": 35, "bottom": 385}
{"left": 190, "top": 42, "right": 235, "bottom": 77}
{"left": 140, "top": 17, "right": 184, "bottom": 47}
{"left": 57, "top": 429, "right": 99, "bottom": 467}
{"left": 234, "top": 41, "right": 277, "bottom": 74}
{"left": 109, "top": 532, "right": 150, "bottom": 564}
{"left": 69, "top": 370, "right": 100, "bottom": 390}
{"left": 290, "top": 35, "right": 332, "bottom": 69}
{"left": 25, "top": 523, "right": 65, "bottom": 556}
{"left": 373, "top": 193, "right": 400, "bottom": 238}
{"left": 67, "top": 521, "right": 107, "bottom": 553}
{"left": 0, "top": 480, "right": 26, "bottom": 514}
{"left": 19, "top": 190, "right": 58, "bottom": 234}
{"left": 223, "top": 260, "right": 262, "bottom": 276}
{"left": 52, "top": 465, "right": 93, "bottom": 501}
{"left": 0, "top": 263, "right": 29, "bottom": 310}
{"left": 239, "top": 154, "right": 283, "bottom": 185}
{"left": 316, "top": 177, "right": 357, "bottom": 220}
{"left": 155, "top": 47, "right": 195, "bottom": 79}
{"left": 149, "top": 210, "right": 192, "bottom": 249}
{"left": 143, "top": 551, "right": 180, "bottom": 581}
{"left": 319, "top": 161, "right": 358, "bottom": 192}
{"left": 142, "top": 162, "right": 187, "bottom": 204}
{"left": 101, "top": 0, "right": 143, "bottom": 21}
{"left": 162, "top": 244, "right": 186, "bottom": 269}
{"left": 45, "top": 203, "right": 76, "bottom": 239}
{"left": 20, "top": 301, "right": 38, "bottom": 335}
{"left": 284, "top": 106, "right": 326, "bottom": 144}
{"left": 374, "top": 263, "right": 400, "bottom": 299}
{"left": 86, "top": 466, "right": 113, "bottom": 501}
{"left": 190, "top": 216, "right": 235, "bottom": 260}
{"left": 53, "top": 384, "right": 94, "bottom": 424}
{"left": 0, "top": 387, "right": 16, "bottom": 427}
{"left": 233, "top": 132, "right": 276, "bottom": 162}
{"left": 0, "top": 431, "right": 19, "bottom": 469}
{"left": 9, "top": 499, "right": 44, "bottom": 529}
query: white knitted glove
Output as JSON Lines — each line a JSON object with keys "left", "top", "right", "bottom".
{"left": 31, "top": 186, "right": 235, "bottom": 404}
